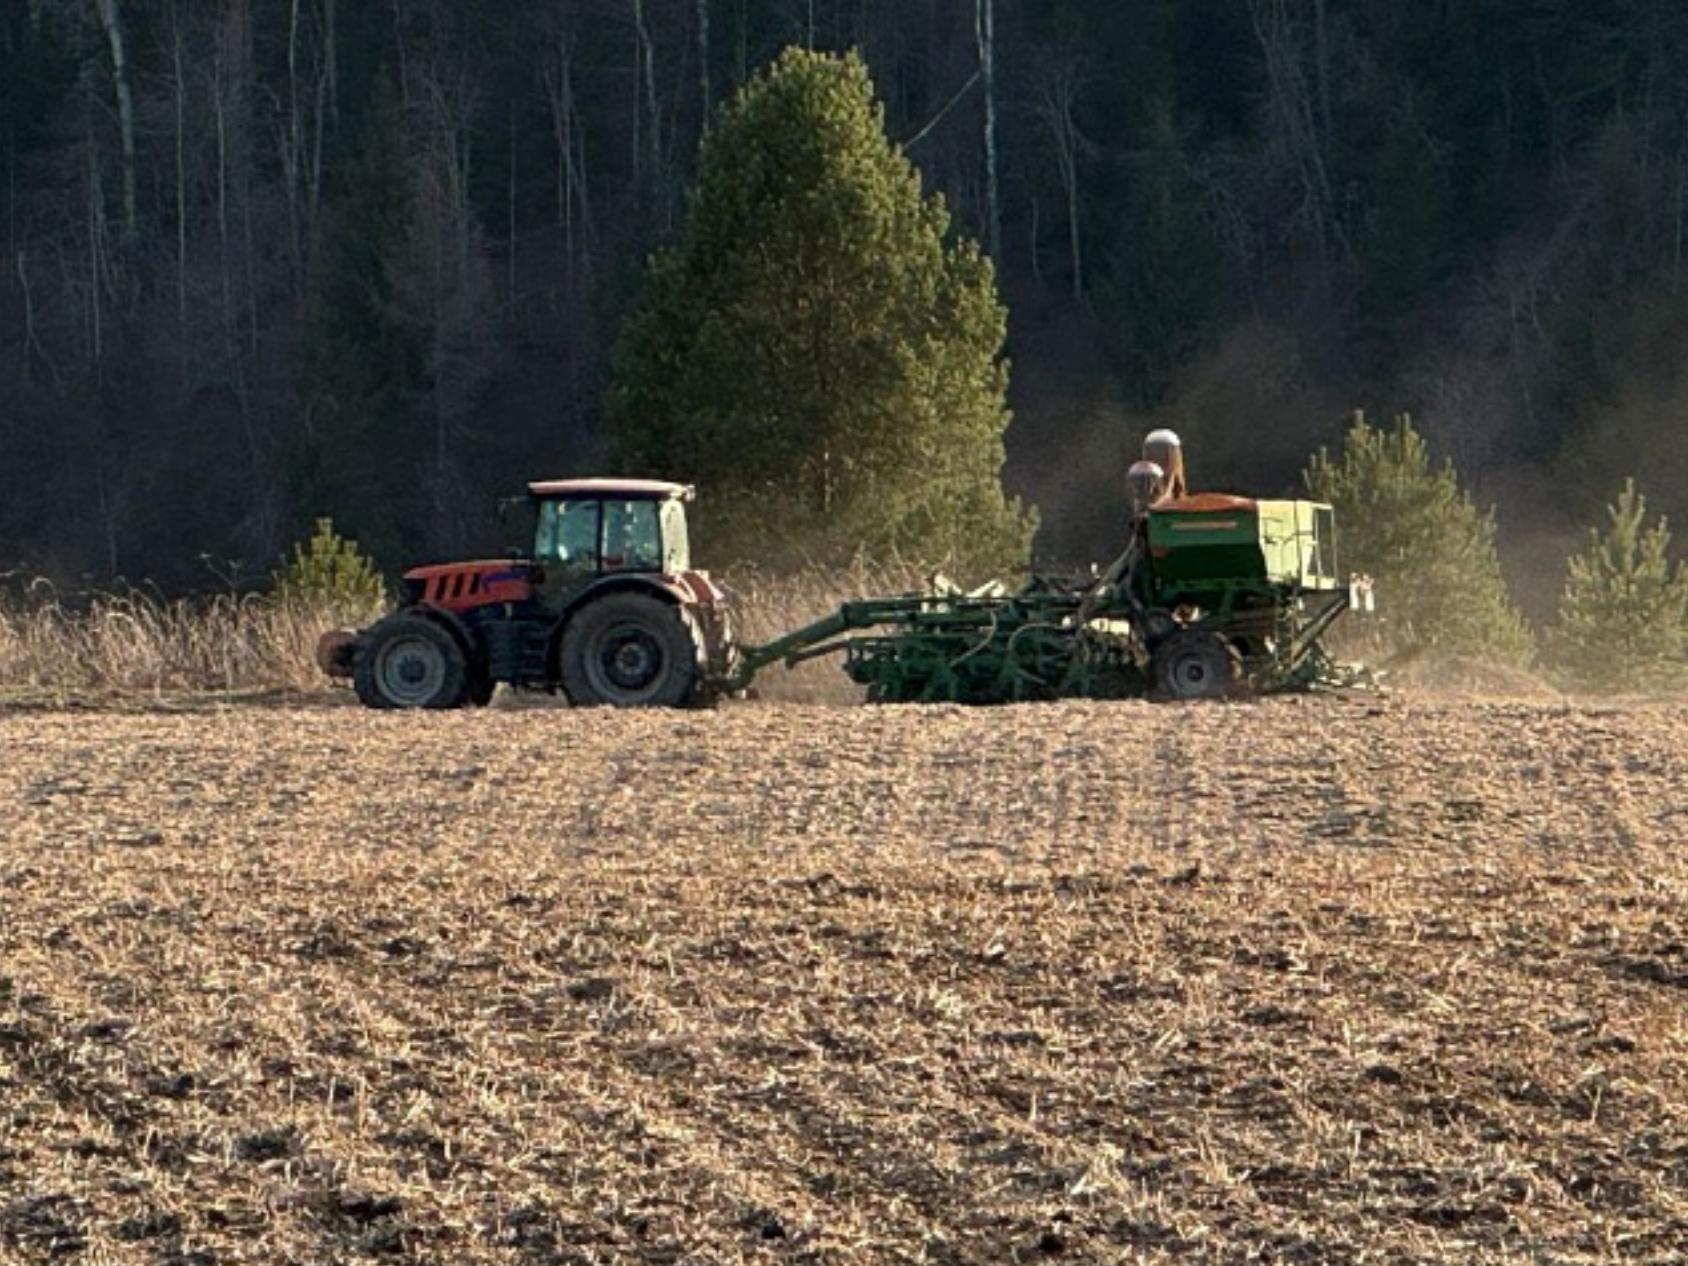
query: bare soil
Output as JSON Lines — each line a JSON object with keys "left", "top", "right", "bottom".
{"left": 2, "top": 695, "right": 1686, "bottom": 1264}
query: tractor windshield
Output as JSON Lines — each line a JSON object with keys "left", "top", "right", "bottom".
{"left": 601, "top": 500, "right": 663, "bottom": 572}
{"left": 535, "top": 499, "right": 602, "bottom": 577}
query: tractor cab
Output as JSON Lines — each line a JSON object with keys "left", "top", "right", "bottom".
{"left": 526, "top": 478, "right": 693, "bottom": 592}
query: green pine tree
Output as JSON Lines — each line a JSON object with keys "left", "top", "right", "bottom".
{"left": 1304, "top": 412, "right": 1534, "bottom": 665}
{"left": 272, "top": 517, "right": 387, "bottom": 612}
{"left": 1548, "top": 479, "right": 1688, "bottom": 692}
{"left": 609, "top": 47, "right": 1036, "bottom": 573}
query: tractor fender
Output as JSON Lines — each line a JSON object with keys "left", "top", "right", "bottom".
{"left": 559, "top": 573, "right": 691, "bottom": 618}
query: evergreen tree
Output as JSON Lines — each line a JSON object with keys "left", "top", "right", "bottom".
{"left": 272, "top": 517, "right": 387, "bottom": 612}
{"left": 609, "top": 48, "right": 1036, "bottom": 572}
{"left": 1548, "top": 479, "right": 1688, "bottom": 692}
{"left": 1305, "top": 412, "right": 1535, "bottom": 665}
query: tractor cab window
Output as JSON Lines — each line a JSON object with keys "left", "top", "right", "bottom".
{"left": 601, "top": 499, "right": 663, "bottom": 572}
{"left": 535, "top": 499, "right": 602, "bottom": 575}
{"left": 660, "top": 498, "right": 689, "bottom": 573}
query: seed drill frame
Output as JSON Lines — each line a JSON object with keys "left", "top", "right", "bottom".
{"left": 728, "top": 494, "right": 1368, "bottom": 703}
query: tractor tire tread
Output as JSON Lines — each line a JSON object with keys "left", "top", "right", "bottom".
{"left": 558, "top": 592, "right": 699, "bottom": 708}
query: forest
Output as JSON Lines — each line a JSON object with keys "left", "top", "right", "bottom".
{"left": 4, "top": 0, "right": 1688, "bottom": 617}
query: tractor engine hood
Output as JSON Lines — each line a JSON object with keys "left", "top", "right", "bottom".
{"left": 402, "top": 559, "right": 540, "bottom": 612}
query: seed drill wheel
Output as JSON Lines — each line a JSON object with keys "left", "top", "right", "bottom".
{"left": 559, "top": 593, "right": 699, "bottom": 707}
{"left": 1151, "top": 629, "right": 1241, "bottom": 701}
{"left": 354, "top": 615, "right": 471, "bottom": 709}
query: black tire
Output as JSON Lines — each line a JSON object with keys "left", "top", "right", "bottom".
{"left": 353, "top": 615, "right": 471, "bottom": 710}
{"left": 558, "top": 593, "right": 699, "bottom": 707}
{"left": 1151, "top": 629, "right": 1241, "bottom": 701}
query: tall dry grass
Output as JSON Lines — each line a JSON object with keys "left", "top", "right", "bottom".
{"left": 720, "top": 558, "right": 947, "bottom": 643}
{"left": 719, "top": 558, "right": 950, "bottom": 703}
{"left": 0, "top": 582, "right": 379, "bottom": 697}
{"left": 0, "top": 563, "right": 965, "bottom": 701}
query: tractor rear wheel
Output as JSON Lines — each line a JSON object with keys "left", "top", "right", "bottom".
{"left": 1151, "top": 629, "right": 1241, "bottom": 701}
{"left": 354, "top": 615, "right": 471, "bottom": 710}
{"left": 558, "top": 593, "right": 698, "bottom": 707}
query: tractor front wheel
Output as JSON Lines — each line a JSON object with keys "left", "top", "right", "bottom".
{"left": 1151, "top": 630, "right": 1241, "bottom": 701}
{"left": 353, "top": 615, "right": 472, "bottom": 710}
{"left": 558, "top": 593, "right": 699, "bottom": 707}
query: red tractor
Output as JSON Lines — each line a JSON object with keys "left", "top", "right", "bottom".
{"left": 318, "top": 478, "right": 734, "bottom": 708}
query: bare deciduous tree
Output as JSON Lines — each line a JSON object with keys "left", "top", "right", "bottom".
{"left": 1032, "top": 42, "right": 1090, "bottom": 300}
{"left": 976, "top": 0, "right": 998, "bottom": 262}
{"left": 1248, "top": 0, "right": 1338, "bottom": 275}
{"left": 91, "top": 0, "right": 137, "bottom": 247}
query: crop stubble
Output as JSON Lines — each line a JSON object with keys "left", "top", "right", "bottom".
{"left": 1, "top": 696, "right": 1686, "bottom": 1264}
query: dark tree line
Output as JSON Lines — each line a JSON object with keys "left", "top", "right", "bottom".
{"left": 5, "top": 1, "right": 1688, "bottom": 601}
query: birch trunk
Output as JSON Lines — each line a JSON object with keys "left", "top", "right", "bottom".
{"left": 976, "top": 0, "right": 999, "bottom": 261}
{"left": 1066, "top": 161, "right": 1082, "bottom": 300}
{"left": 323, "top": 0, "right": 339, "bottom": 129}
{"left": 1314, "top": 0, "right": 1331, "bottom": 155}
{"left": 635, "top": 0, "right": 663, "bottom": 223}
{"left": 1036, "top": 59, "right": 1085, "bottom": 299}
{"left": 392, "top": 0, "right": 410, "bottom": 108}
{"left": 1675, "top": 137, "right": 1686, "bottom": 291}
{"left": 86, "top": 138, "right": 104, "bottom": 375}
{"left": 309, "top": 57, "right": 328, "bottom": 263}
{"left": 697, "top": 0, "right": 711, "bottom": 124}
{"left": 213, "top": 62, "right": 234, "bottom": 347}
{"left": 171, "top": 10, "right": 188, "bottom": 332}
{"left": 286, "top": 0, "right": 302, "bottom": 281}
{"left": 508, "top": 105, "right": 518, "bottom": 309}
{"left": 545, "top": 33, "right": 595, "bottom": 291}
{"left": 1249, "top": 0, "right": 1335, "bottom": 270}
{"left": 17, "top": 250, "right": 41, "bottom": 385}
{"left": 92, "top": 0, "right": 138, "bottom": 247}
{"left": 630, "top": 0, "right": 643, "bottom": 195}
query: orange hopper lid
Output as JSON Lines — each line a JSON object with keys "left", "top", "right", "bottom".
{"left": 1154, "top": 492, "right": 1258, "bottom": 513}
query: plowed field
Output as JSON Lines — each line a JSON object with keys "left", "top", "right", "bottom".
{"left": 2, "top": 696, "right": 1686, "bottom": 1264}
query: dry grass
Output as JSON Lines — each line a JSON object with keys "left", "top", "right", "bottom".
{"left": 3, "top": 696, "right": 1687, "bottom": 1263}
{"left": 0, "top": 567, "right": 948, "bottom": 705}
{"left": 0, "top": 584, "right": 379, "bottom": 700}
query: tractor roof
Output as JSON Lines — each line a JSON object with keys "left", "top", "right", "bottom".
{"left": 526, "top": 477, "right": 694, "bottom": 501}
